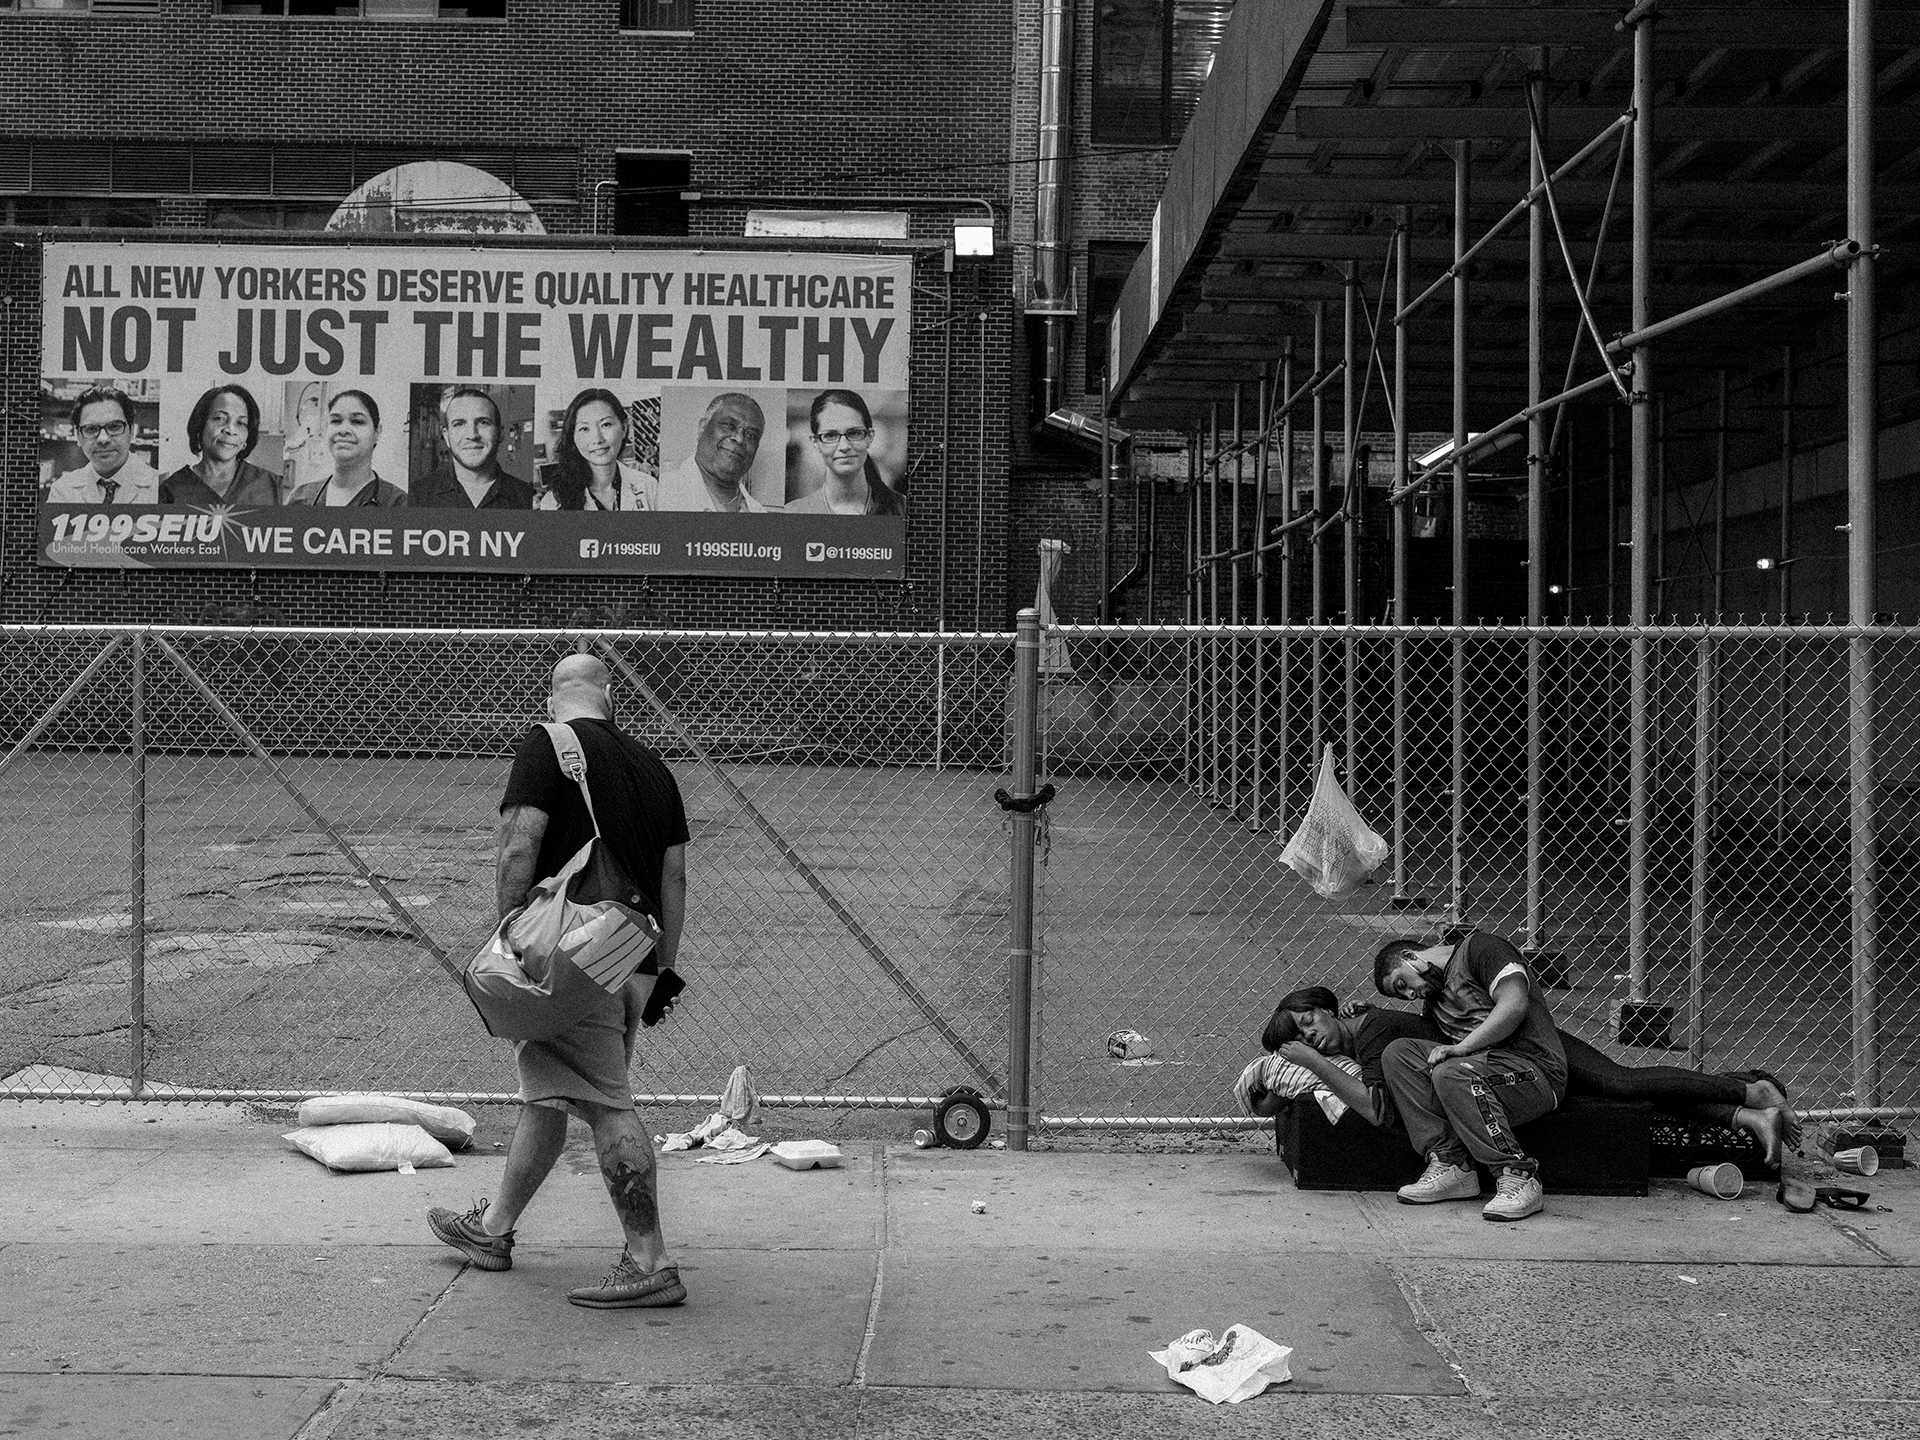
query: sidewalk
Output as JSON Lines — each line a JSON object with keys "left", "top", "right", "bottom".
{"left": 1, "top": 1101, "right": 1915, "bottom": 1440}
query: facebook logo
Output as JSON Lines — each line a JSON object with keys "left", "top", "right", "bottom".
{"left": 579, "top": 538, "right": 600, "bottom": 559}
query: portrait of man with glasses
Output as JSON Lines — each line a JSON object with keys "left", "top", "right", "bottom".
{"left": 45, "top": 385, "right": 160, "bottom": 505}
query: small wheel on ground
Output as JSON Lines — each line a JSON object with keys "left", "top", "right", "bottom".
{"left": 933, "top": 1089, "right": 991, "bottom": 1149}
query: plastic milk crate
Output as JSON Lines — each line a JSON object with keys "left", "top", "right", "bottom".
{"left": 1277, "top": 1096, "right": 1652, "bottom": 1197}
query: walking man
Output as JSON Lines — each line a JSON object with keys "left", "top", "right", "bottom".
{"left": 428, "top": 653, "right": 690, "bottom": 1307}
{"left": 1372, "top": 932, "right": 1567, "bottom": 1221}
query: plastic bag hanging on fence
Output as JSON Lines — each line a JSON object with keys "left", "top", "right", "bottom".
{"left": 1278, "top": 745, "right": 1389, "bottom": 899}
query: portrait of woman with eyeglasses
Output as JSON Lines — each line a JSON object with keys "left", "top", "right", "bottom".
{"left": 786, "top": 389, "right": 906, "bottom": 516}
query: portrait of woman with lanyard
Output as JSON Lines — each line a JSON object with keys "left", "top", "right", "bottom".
{"left": 786, "top": 389, "right": 906, "bottom": 516}
{"left": 287, "top": 390, "right": 406, "bottom": 506}
{"left": 536, "top": 388, "right": 655, "bottom": 511}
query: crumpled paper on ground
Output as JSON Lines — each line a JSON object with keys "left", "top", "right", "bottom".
{"left": 658, "top": 1116, "right": 762, "bottom": 1153}
{"left": 695, "top": 1142, "right": 771, "bottom": 1165}
{"left": 1149, "top": 1325, "right": 1293, "bottom": 1404}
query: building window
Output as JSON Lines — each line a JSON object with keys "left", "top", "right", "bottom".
{"left": 0, "top": 196, "right": 155, "bottom": 227}
{"left": 0, "top": 1, "right": 161, "bottom": 12}
{"left": 620, "top": 0, "right": 692, "bottom": 32}
{"left": 1085, "top": 240, "right": 1144, "bottom": 394}
{"left": 1092, "top": 0, "right": 1235, "bottom": 146}
{"left": 613, "top": 151, "right": 691, "bottom": 236}
{"left": 213, "top": 2, "right": 508, "bottom": 17}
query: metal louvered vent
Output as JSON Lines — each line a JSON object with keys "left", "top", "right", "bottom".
{"left": 0, "top": 140, "right": 28, "bottom": 193}
{"left": 510, "top": 150, "right": 577, "bottom": 201}
{"left": 271, "top": 148, "right": 355, "bottom": 197}
{"left": 113, "top": 144, "right": 191, "bottom": 194}
{"left": 29, "top": 141, "right": 113, "bottom": 193}
{"left": 192, "top": 145, "right": 274, "bottom": 195}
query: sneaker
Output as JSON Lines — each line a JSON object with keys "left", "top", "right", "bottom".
{"left": 1397, "top": 1156, "right": 1482, "bottom": 1205}
{"left": 427, "top": 1199, "right": 514, "bottom": 1271}
{"left": 1483, "top": 1167, "right": 1545, "bottom": 1222}
{"left": 568, "top": 1250, "right": 687, "bottom": 1310}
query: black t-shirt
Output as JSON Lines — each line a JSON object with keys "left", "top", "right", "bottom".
{"left": 1354, "top": 1007, "right": 1440, "bottom": 1090}
{"left": 1424, "top": 931, "right": 1568, "bottom": 1094}
{"left": 500, "top": 719, "right": 690, "bottom": 915}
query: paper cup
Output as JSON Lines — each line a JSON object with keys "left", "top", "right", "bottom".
{"left": 1687, "top": 1162, "right": 1744, "bottom": 1199}
{"left": 1830, "top": 1146, "right": 1880, "bottom": 1177}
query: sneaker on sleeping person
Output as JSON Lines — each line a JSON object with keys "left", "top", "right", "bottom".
{"left": 1397, "top": 1155, "right": 1481, "bottom": 1204}
{"left": 1482, "top": 1167, "right": 1545, "bottom": 1222}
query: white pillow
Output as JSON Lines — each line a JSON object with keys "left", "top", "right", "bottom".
{"left": 284, "top": 1122, "right": 454, "bottom": 1173}
{"left": 1234, "top": 1053, "right": 1363, "bottom": 1114}
{"left": 296, "top": 1093, "right": 476, "bottom": 1149}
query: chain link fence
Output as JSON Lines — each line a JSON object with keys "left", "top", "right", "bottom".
{"left": 0, "top": 626, "right": 1016, "bottom": 1108}
{"left": 1033, "top": 623, "right": 1920, "bottom": 1127}
{"left": 4, "top": 621, "right": 1915, "bottom": 1133}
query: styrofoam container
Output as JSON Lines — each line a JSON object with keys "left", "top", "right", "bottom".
{"left": 770, "top": 1140, "right": 844, "bottom": 1171}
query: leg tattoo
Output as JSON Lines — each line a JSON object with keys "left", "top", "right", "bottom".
{"left": 599, "top": 1136, "right": 661, "bottom": 1238}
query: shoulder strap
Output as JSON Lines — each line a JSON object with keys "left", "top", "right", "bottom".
{"left": 541, "top": 721, "right": 601, "bottom": 839}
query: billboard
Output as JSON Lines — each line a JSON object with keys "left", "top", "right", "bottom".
{"left": 35, "top": 242, "right": 911, "bottom": 578}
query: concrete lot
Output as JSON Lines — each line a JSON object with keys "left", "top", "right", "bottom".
{"left": 1, "top": 1100, "right": 1914, "bottom": 1439}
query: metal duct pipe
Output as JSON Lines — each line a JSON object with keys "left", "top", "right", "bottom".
{"left": 1034, "top": 0, "right": 1073, "bottom": 419}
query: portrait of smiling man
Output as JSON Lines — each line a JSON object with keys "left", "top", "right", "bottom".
{"left": 46, "top": 386, "right": 160, "bottom": 505}
{"left": 410, "top": 385, "right": 535, "bottom": 510}
{"left": 656, "top": 391, "right": 777, "bottom": 512}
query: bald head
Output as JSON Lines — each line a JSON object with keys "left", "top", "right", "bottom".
{"left": 549, "top": 654, "right": 612, "bottom": 721}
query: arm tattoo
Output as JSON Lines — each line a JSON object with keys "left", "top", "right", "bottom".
{"left": 495, "top": 804, "right": 549, "bottom": 919}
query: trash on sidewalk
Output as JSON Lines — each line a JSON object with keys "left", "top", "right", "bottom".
{"left": 284, "top": 1122, "right": 454, "bottom": 1174}
{"left": 970, "top": 1199, "right": 987, "bottom": 1214}
{"left": 657, "top": 1110, "right": 740, "bottom": 1151}
{"left": 695, "top": 1142, "right": 772, "bottom": 1166}
{"left": 295, "top": 1093, "right": 477, "bottom": 1149}
{"left": 1149, "top": 1325, "right": 1293, "bottom": 1404}
{"left": 1107, "top": 1029, "right": 1154, "bottom": 1061}
{"left": 718, "top": 1063, "right": 757, "bottom": 1125}
{"left": 770, "top": 1140, "right": 844, "bottom": 1171}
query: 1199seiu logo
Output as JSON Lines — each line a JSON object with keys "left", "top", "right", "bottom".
{"left": 806, "top": 542, "right": 892, "bottom": 562}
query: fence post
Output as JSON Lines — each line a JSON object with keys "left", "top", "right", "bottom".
{"left": 1007, "top": 608, "right": 1042, "bottom": 1151}
{"left": 129, "top": 630, "right": 147, "bottom": 1099}
{"left": 1690, "top": 633, "right": 1713, "bottom": 1068}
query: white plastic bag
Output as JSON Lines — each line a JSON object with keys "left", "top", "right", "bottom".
{"left": 295, "top": 1093, "right": 476, "bottom": 1149}
{"left": 283, "top": 1122, "right": 454, "bottom": 1173}
{"left": 1149, "top": 1325, "right": 1293, "bottom": 1404}
{"left": 1278, "top": 745, "right": 1389, "bottom": 899}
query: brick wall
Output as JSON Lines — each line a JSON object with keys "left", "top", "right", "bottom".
{"left": 0, "top": 0, "right": 1016, "bottom": 631}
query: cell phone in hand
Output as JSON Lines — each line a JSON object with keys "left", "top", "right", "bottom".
{"left": 641, "top": 967, "right": 684, "bottom": 1026}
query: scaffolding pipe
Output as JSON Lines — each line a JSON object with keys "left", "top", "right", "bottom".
{"left": 1392, "top": 209, "right": 1411, "bottom": 903}
{"left": 1627, "top": 7, "right": 1656, "bottom": 1007}
{"left": 1526, "top": 54, "right": 1547, "bottom": 956}
{"left": 1396, "top": 110, "right": 1633, "bottom": 326}
{"left": 1715, "top": 371, "right": 1729, "bottom": 620}
{"left": 1847, "top": 0, "right": 1881, "bottom": 1107}
{"left": 129, "top": 631, "right": 146, "bottom": 1099}
{"left": 1279, "top": 339, "right": 1297, "bottom": 831}
{"left": 1312, "top": 302, "right": 1327, "bottom": 769}
{"left": 1099, "top": 368, "right": 1113, "bottom": 624}
{"left": 1343, "top": 262, "right": 1359, "bottom": 793}
{"left": 1186, "top": 431, "right": 1200, "bottom": 788}
{"left": 1776, "top": 346, "right": 1794, "bottom": 847}
{"left": 1251, "top": 368, "right": 1272, "bottom": 830}
{"left": 1605, "top": 243, "right": 1862, "bottom": 357}
{"left": 1389, "top": 368, "right": 1623, "bottom": 500}
{"left": 1691, "top": 633, "right": 1713, "bottom": 1068}
{"left": 1230, "top": 382, "right": 1245, "bottom": 815}
{"left": 1451, "top": 139, "right": 1470, "bottom": 928}
{"left": 1208, "top": 402, "right": 1221, "bottom": 804}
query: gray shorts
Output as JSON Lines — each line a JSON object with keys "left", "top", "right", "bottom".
{"left": 514, "top": 977, "right": 645, "bottom": 1113}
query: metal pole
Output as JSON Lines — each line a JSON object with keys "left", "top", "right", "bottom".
{"left": 1312, "top": 302, "right": 1326, "bottom": 770}
{"left": 1100, "top": 369, "right": 1113, "bottom": 623}
{"left": 1526, "top": 53, "right": 1547, "bottom": 955}
{"left": 1251, "top": 368, "right": 1272, "bottom": 830}
{"left": 129, "top": 631, "right": 146, "bottom": 1099}
{"left": 1775, "top": 346, "right": 1793, "bottom": 846}
{"left": 1231, "top": 382, "right": 1244, "bottom": 814}
{"left": 1655, "top": 394, "right": 1668, "bottom": 621}
{"left": 1279, "top": 339, "right": 1296, "bottom": 831}
{"left": 1452, "top": 139, "right": 1471, "bottom": 928}
{"left": 1008, "top": 608, "right": 1041, "bottom": 1151}
{"left": 1607, "top": 406, "right": 1618, "bottom": 622}
{"left": 1187, "top": 431, "right": 1200, "bottom": 788}
{"left": 1208, "top": 403, "right": 1222, "bottom": 804}
{"left": 1691, "top": 633, "right": 1712, "bottom": 1068}
{"left": 1343, "top": 262, "right": 1359, "bottom": 799}
{"left": 1392, "top": 209, "right": 1411, "bottom": 902}
{"left": 1847, "top": 0, "right": 1881, "bottom": 1107}
{"left": 1627, "top": 9, "right": 1656, "bottom": 1007}
{"left": 1714, "top": 371, "right": 1729, "bottom": 620}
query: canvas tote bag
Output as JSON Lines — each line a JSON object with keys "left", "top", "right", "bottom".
{"left": 463, "top": 722, "right": 661, "bottom": 1041}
